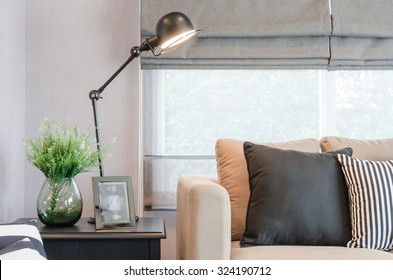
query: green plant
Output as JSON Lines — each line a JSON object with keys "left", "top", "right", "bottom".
{"left": 25, "top": 118, "right": 105, "bottom": 180}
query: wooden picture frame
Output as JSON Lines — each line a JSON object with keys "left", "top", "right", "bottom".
{"left": 92, "top": 176, "right": 136, "bottom": 230}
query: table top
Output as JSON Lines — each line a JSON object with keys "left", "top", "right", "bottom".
{"left": 14, "top": 217, "right": 166, "bottom": 240}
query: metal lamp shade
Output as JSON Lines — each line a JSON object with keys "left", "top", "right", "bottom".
{"left": 156, "top": 12, "right": 200, "bottom": 54}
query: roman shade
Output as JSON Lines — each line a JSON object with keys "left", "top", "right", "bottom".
{"left": 141, "top": 0, "right": 332, "bottom": 69}
{"left": 141, "top": 0, "right": 393, "bottom": 70}
{"left": 330, "top": 0, "right": 393, "bottom": 69}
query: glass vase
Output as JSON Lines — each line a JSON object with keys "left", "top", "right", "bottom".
{"left": 37, "top": 177, "right": 83, "bottom": 226}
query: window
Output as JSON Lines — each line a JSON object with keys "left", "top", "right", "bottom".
{"left": 143, "top": 70, "right": 393, "bottom": 210}
{"left": 334, "top": 71, "right": 393, "bottom": 138}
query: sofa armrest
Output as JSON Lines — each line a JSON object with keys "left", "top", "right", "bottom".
{"left": 177, "top": 174, "right": 231, "bottom": 260}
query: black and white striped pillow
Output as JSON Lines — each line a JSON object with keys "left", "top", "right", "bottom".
{"left": 0, "top": 237, "right": 46, "bottom": 260}
{"left": 338, "top": 154, "right": 393, "bottom": 250}
{"left": 0, "top": 224, "right": 47, "bottom": 260}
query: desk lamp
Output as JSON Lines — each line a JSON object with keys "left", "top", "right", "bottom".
{"left": 89, "top": 12, "right": 200, "bottom": 176}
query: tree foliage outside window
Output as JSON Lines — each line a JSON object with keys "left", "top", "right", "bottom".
{"left": 335, "top": 71, "right": 393, "bottom": 139}
{"left": 164, "top": 70, "right": 320, "bottom": 155}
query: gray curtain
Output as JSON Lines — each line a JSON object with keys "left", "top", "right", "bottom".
{"left": 141, "top": 0, "right": 393, "bottom": 70}
{"left": 330, "top": 0, "right": 393, "bottom": 69}
{"left": 141, "top": 0, "right": 331, "bottom": 69}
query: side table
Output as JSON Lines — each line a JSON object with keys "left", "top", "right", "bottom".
{"left": 14, "top": 217, "right": 166, "bottom": 260}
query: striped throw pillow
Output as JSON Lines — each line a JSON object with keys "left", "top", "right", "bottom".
{"left": 0, "top": 237, "right": 46, "bottom": 260}
{"left": 338, "top": 154, "right": 393, "bottom": 250}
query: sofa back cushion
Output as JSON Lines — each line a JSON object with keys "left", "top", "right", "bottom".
{"left": 215, "top": 138, "right": 320, "bottom": 241}
{"left": 321, "top": 136, "right": 393, "bottom": 160}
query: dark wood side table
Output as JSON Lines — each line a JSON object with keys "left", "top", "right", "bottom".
{"left": 14, "top": 217, "right": 166, "bottom": 260}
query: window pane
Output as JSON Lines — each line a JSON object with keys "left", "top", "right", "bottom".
{"left": 165, "top": 70, "right": 320, "bottom": 155}
{"left": 143, "top": 69, "right": 320, "bottom": 209}
{"left": 335, "top": 71, "right": 393, "bottom": 139}
{"left": 143, "top": 156, "right": 215, "bottom": 210}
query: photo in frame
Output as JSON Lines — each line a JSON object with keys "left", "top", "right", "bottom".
{"left": 92, "top": 176, "right": 136, "bottom": 230}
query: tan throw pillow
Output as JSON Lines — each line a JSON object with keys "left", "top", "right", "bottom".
{"left": 321, "top": 136, "right": 393, "bottom": 160}
{"left": 215, "top": 138, "right": 320, "bottom": 241}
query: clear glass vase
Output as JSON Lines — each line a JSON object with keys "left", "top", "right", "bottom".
{"left": 37, "top": 177, "right": 83, "bottom": 226}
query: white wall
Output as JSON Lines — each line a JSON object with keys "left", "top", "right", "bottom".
{"left": 24, "top": 0, "right": 141, "bottom": 219}
{"left": 0, "top": 0, "right": 26, "bottom": 223}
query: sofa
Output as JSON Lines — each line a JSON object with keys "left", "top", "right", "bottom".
{"left": 177, "top": 136, "right": 393, "bottom": 260}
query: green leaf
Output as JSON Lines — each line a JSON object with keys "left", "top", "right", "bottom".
{"left": 25, "top": 119, "right": 111, "bottom": 179}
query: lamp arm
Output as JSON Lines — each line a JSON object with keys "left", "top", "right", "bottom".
{"left": 95, "top": 53, "right": 136, "bottom": 96}
{"left": 90, "top": 97, "right": 104, "bottom": 176}
{"left": 88, "top": 46, "right": 143, "bottom": 177}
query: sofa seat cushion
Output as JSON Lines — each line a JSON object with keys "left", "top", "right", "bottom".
{"left": 230, "top": 242, "right": 393, "bottom": 260}
{"left": 215, "top": 138, "right": 320, "bottom": 240}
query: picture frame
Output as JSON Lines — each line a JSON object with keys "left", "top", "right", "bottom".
{"left": 92, "top": 176, "right": 136, "bottom": 230}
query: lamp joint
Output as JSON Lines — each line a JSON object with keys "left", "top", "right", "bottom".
{"left": 130, "top": 46, "right": 141, "bottom": 58}
{"left": 89, "top": 90, "right": 102, "bottom": 101}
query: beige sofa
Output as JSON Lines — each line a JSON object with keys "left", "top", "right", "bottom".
{"left": 177, "top": 136, "right": 393, "bottom": 260}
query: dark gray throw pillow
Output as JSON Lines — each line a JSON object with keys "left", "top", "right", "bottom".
{"left": 240, "top": 142, "right": 353, "bottom": 247}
